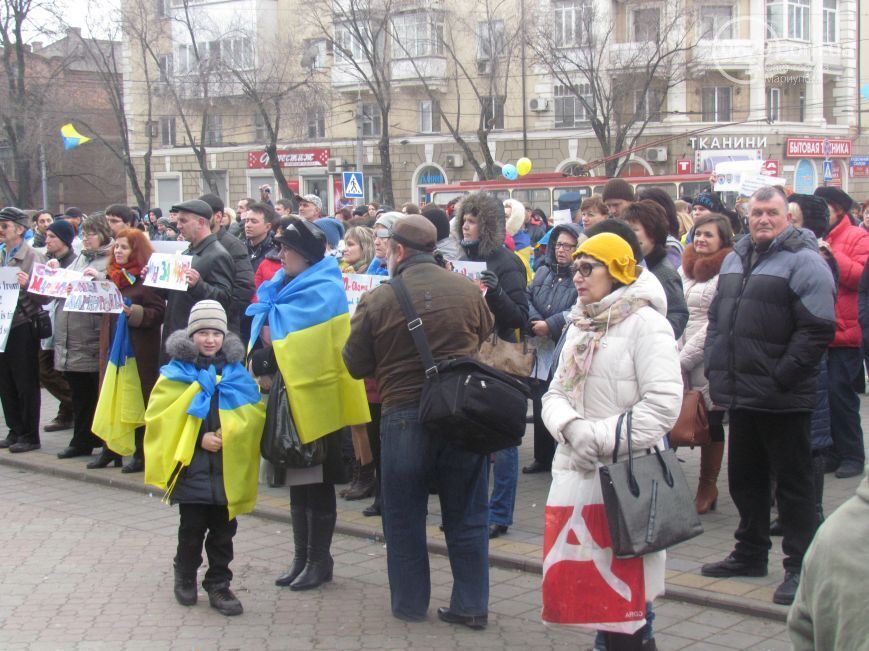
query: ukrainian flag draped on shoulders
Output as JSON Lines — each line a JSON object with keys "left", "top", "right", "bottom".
{"left": 246, "top": 255, "right": 369, "bottom": 444}
{"left": 92, "top": 312, "right": 145, "bottom": 457}
{"left": 144, "top": 353, "right": 265, "bottom": 520}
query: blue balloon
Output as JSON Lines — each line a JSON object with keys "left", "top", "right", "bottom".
{"left": 502, "top": 164, "right": 518, "bottom": 180}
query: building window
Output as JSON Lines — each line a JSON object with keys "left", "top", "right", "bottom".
{"left": 160, "top": 117, "right": 176, "bottom": 146}
{"left": 419, "top": 100, "right": 441, "bottom": 133}
{"left": 822, "top": 0, "right": 836, "bottom": 43}
{"left": 799, "top": 89, "right": 806, "bottom": 122}
{"left": 633, "top": 8, "right": 660, "bottom": 42}
{"left": 157, "top": 54, "right": 173, "bottom": 81}
{"left": 305, "top": 108, "right": 325, "bottom": 138}
{"left": 254, "top": 112, "right": 268, "bottom": 141}
{"left": 303, "top": 39, "right": 328, "bottom": 70}
{"left": 554, "top": 83, "right": 590, "bottom": 128}
{"left": 701, "top": 86, "right": 731, "bottom": 121}
{"left": 222, "top": 37, "right": 253, "bottom": 70}
{"left": 766, "top": 87, "right": 780, "bottom": 122}
{"left": 334, "top": 25, "right": 370, "bottom": 61}
{"left": 361, "top": 103, "right": 381, "bottom": 137}
{"left": 204, "top": 114, "right": 222, "bottom": 146}
{"left": 767, "top": 0, "right": 810, "bottom": 41}
{"left": 553, "top": 0, "right": 589, "bottom": 47}
{"left": 393, "top": 12, "right": 444, "bottom": 57}
{"left": 176, "top": 43, "right": 194, "bottom": 75}
{"left": 476, "top": 20, "right": 506, "bottom": 61}
{"left": 481, "top": 95, "right": 505, "bottom": 130}
{"left": 634, "top": 88, "right": 664, "bottom": 122}
{"left": 699, "top": 5, "right": 734, "bottom": 39}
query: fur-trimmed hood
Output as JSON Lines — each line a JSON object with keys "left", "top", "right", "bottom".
{"left": 680, "top": 244, "right": 731, "bottom": 282}
{"left": 452, "top": 192, "right": 506, "bottom": 260}
{"left": 164, "top": 329, "right": 246, "bottom": 365}
{"left": 503, "top": 198, "right": 526, "bottom": 237}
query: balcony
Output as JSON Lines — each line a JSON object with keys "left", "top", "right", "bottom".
{"left": 764, "top": 39, "right": 813, "bottom": 75}
{"left": 331, "top": 58, "right": 374, "bottom": 91}
{"left": 687, "top": 39, "right": 754, "bottom": 75}
{"left": 391, "top": 56, "right": 447, "bottom": 89}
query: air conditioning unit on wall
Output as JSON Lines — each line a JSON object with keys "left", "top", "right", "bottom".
{"left": 446, "top": 154, "right": 464, "bottom": 168}
{"left": 327, "top": 157, "right": 343, "bottom": 172}
{"left": 529, "top": 97, "right": 549, "bottom": 112}
{"left": 646, "top": 146, "right": 668, "bottom": 162}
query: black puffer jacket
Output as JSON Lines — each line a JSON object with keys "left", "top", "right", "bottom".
{"left": 527, "top": 223, "right": 580, "bottom": 341}
{"left": 216, "top": 228, "right": 255, "bottom": 335}
{"left": 704, "top": 226, "right": 836, "bottom": 412}
{"left": 644, "top": 245, "right": 689, "bottom": 339}
{"left": 454, "top": 193, "right": 529, "bottom": 341}
{"left": 167, "top": 330, "right": 246, "bottom": 505}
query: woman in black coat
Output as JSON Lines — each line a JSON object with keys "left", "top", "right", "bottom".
{"left": 623, "top": 201, "right": 689, "bottom": 339}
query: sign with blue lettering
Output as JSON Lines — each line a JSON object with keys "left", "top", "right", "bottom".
{"left": 822, "top": 159, "right": 833, "bottom": 182}
{"left": 342, "top": 171, "right": 364, "bottom": 199}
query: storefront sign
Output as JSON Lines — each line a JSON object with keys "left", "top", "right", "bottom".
{"left": 849, "top": 156, "right": 869, "bottom": 178}
{"left": 675, "top": 159, "right": 693, "bottom": 174}
{"left": 785, "top": 138, "right": 851, "bottom": 158}
{"left": 247, "top": 148, "right": 330, "bottom": 169}
{"left": 688, "top": 136, "right": 768, "bottom": 150}
{"left": 762, "top": 159, "right": 780, "bottom": 176}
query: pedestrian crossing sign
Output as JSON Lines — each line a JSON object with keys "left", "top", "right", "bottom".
{"left": 823, "top": 160, "right": 833, "bottom": 182}
{"left": 343, "top": 171, "right": 365, "bottom": 199}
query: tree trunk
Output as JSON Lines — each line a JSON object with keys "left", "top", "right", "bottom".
{"left": 378, "top": 122, "right": 394, "bottom": 207}
{"left": 265, "top": 142, "right": 292, "bottom": 199}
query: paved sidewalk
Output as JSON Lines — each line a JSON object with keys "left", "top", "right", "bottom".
{"left": 2, "top": 390, "right": 867, "bottom": 622}
{"left": 0, "top": 467, "right": 792, "bottom": 650}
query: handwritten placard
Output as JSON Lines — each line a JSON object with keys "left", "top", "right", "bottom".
{"left": 451, "top": 260, "right": 488, "bottom": 294}
{"left": 343, "top": 273, "right": 386, "bottom": 315}
{"left": 144, "top": 253, "right": 192, "bottom": 291}
{"left": 0, "top": 268, "right": 21, "bottom": 353}
{"left": 63, "top": 280, "right": 124, "bottom": 314}
{"left": 739, "top": 173, "right": 788, "bottom": 198}
{"left": 552, "top": 209, "right": 572, "bottom": 226}
{"left": 27, "top": 263, "right": 83, "bottom": 299}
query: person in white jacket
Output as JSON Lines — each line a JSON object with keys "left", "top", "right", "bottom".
{"left": 541, "top": 232, "right": 682, "bottom": 651}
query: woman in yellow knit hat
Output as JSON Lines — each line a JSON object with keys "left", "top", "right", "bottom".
{"left": 540, "top": 233, "right": 683, "bottom": 650}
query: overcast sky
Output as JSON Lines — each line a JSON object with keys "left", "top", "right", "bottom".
{"left": 25, "top": 0, "right": 121, "bottom": 41}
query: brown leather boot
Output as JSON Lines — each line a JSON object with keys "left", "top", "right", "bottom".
{"left": 695, "top": 442, "right": 724, "bottom": 514}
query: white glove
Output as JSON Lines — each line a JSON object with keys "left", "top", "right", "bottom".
{"left": 563, "top": 420, "right": 599, "bottom": 471}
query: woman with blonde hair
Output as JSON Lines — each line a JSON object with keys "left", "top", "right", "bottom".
{"left": 340, "top": 226, "right": 375, "bottom": 274}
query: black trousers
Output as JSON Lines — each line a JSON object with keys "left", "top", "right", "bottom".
{"left": 728, "top": 409, "right": 817, "bottom": 572}
{"left": 367, "top": 402, "right": 383, "bottom": 500}
{"left": 290, "top": 483, "right": 336, "bottom": 513}
{"left": 0, "top": 323, "right": 41, "bottom": 444}
{"left": 530, "top": 379, "right": 555, "bottom": 467}
{"left": 175, "top": 504, "right": 237, "bottom": 590}
{"left": 63, "top": 371, "right": 101, "bottom": 451}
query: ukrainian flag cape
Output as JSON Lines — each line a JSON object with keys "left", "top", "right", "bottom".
{"left": 144, "top": 359, "right": 265, "bottom": 520}
{"left": 246, "top": 256, "right": 369, "bottom": 444}
{"left": 92, "top": 312, "right": 145, "bottom": 456}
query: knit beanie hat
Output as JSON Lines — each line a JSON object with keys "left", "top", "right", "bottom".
{"left": 46, "top": 220, "right": 76, "bottom": 249}
{"left": 313, "top": 217, "right": 345, "bottom": 248}
{"left": 421, "top": 206, "right": 450, "bottom": 241}
{"left": 691, "top": 192, "right": 724, "bottom": 213}
{"left": 788, "top": 194, "right": 830, "bottom": 239}
{"left": 574, "top": 232, "right": 638, "bottom": 285}
{"left": 187, "top": 300, "right": 227, "bottom": 337}
{"left": 601, "top": 178, "right": 635, "bottom": 203}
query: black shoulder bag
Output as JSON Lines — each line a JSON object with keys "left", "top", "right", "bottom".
{"left": 388, "top": 276, "right": 530, "bottom": 455}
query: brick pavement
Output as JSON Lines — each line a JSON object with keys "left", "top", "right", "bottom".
{"left": 0, "top": 466, "right": 793, "bottom": 650}
{"left": 2, "top": 390, "right": 867, "bottom": 622}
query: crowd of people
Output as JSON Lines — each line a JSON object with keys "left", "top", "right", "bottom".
{"left": 0, "top": 176, "right": 867, "bottom": 648}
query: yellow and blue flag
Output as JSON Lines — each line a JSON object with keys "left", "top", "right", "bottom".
{"left": 144, "top": 359, "right": 265, "bottom": 520}
{"left": 92, "top": 312, "right": 145, "bottom": 457}
{"left": 246, "top": 256, "right": 369, "bottom": 444}
{"left": 61, "top": 123, "right": 91, "bottom": 150}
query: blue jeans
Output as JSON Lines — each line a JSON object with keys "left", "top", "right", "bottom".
{"left": 827, "top": 347, "right": 866, "bottom": 467}
{"left": 380, "top": 407, "right": 490, "bottom": 621}
{"left": 489, "top": 446, "right": 518, "bottom": 527}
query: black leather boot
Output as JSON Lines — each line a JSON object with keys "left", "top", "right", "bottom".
{"left": 290, "top": 509, "right": 335, "bottom": 590}
{"left": 173, "top": 565, "right": 197, "bottom": 606}
{"left": 275, "top": 505, "right": 308, "bottom": 586}
{"left": 122, "top": 428, "right": 145, "bottom": 473}
{"left": 87, "top": 448, "right": 122, "bottom": 469}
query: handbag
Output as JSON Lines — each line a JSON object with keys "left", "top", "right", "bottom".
{"left": 389, "top": 276, "right": 530, "bottom": 455}
{"left": 31, "top": 309, "right": 52, "bottom": 339}
{"left": 476, "top": 332, "right": 536, "bottom": 377}
{"left": 668, "top": 389, "right": 711, "bottom": 448}
{"left": 599, "top": 411, "right": 703, "bottom": 557}
{"left": 261, "top": 372, "right": 326, "bottom": 468}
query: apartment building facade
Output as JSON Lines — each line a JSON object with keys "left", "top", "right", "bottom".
{"left": 123, "top": 0, "right": 865, "bottom": 215}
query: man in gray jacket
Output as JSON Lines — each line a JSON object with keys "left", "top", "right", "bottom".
{"left": 160, "top": 200, "right": 234, "bottom": 362}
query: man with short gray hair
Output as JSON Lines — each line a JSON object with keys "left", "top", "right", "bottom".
{"left": 701, "top": 185, "right": 836, "bottom": 605}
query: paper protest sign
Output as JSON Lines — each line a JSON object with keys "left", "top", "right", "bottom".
{"left": 552, "top": 209, "right": 573, "bottom": 226}
{"left": 144, "top": 253, "right": 193, "bottom": 291}
{"left": 27, "top": 263, "right": 83, "bottom": 299}
{"left": 150, "top": 241, "right": 189, "bottom": 255}
{"left": 0, "top": 268, "right": 20, "bottom": 353}
{"left": 452, "top": 260, "right": 488, "bottom": 294}
{"left": 343, "top": 274, "right": 386, "bottom": 315}
{"left": 63, "top": 280, "right": 124, "bottom": 314}
{"left": 739, "top": 174, "right": 788, "bottom": 198}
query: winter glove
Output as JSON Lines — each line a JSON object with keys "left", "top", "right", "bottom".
{"left": 479, "top": 269, "right": 500, "bottom": 292}
{"left": 563, "top": 419, "right": 599, "bottom": 471}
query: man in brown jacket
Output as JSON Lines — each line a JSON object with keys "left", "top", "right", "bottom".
{"left": 0, "top": 207, "right": 47, "bottom": 452}
{"left": 343, "top": 215, "right": 494, "bottom": 630}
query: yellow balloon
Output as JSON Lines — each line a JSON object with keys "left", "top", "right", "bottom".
{"left": 517, "top": 157, "right": 533, "bottom": 176}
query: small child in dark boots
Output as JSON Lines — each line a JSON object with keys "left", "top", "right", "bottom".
{"left": 144, "top": 300, "right": 265, "bottom": 616}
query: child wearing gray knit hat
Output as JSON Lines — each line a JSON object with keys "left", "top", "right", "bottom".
{"left": 187, "top": 300, "right": 228, "bottom": 337}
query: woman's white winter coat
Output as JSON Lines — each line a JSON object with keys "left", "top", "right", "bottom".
{"left": 677, "top": 266, "right": 719, "bottom": 409}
